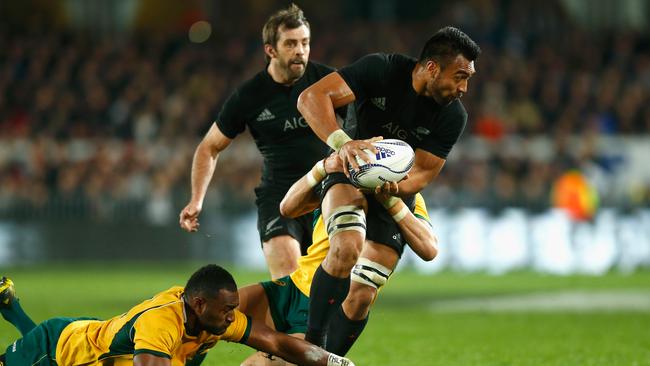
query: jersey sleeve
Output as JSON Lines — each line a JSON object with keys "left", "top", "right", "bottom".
{"left": 132, "top": 307, "right": 182, "bottom": 359}
{"left": 413, "top": 193, "right": 431, "bottom": 227}
{"left": 337, "top": 53, "right": 392, "bottom": 101}
{"left": 215, "top": 90, "right": 246, "bottom": 139}
{"left": 422, "top": 100, "right": 467, "bottom": 159}
{"left": 219, "top": 309, "right": 252, "bottom": 343}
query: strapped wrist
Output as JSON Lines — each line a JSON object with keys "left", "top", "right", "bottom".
{"left": 307, "top": 160, "right": 327, "bottom": 188}
{"left": 326, "top": 129, "right": 352, "bottom": 151}
{"left": 392, "top": 205, "right": 409, "bottom": 222}
{"left": 381, "top": 196, "right": 400, "bottom": 209}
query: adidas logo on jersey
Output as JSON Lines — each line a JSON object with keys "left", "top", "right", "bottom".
{"left": 256, "top": 108, "right": 275, "bottom": 122}
{"left": 371, "top": 97, "right": 386, "bottom": 111}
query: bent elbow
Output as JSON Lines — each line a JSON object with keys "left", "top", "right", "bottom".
{"left": 422, "top": 235, "right": 439, "bottom": 261}
{"left": 297, "top": 88, "right": 313, "bottom": 115}
{"left": 279, "top": 198, "right": 293, "bottom": 218}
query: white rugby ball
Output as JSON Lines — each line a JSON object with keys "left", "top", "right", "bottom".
{"left": 348, "top": 139, "right": 415, "bottom": 189}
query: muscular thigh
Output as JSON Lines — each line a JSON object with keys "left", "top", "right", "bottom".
{"left": 320, "top": 173, "right": 367, "bottom": 215}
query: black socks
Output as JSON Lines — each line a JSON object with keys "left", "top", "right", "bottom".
{"left": 305, "top": 265, "right": 350, "bottom": 347}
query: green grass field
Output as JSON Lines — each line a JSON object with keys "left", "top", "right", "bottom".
{"left": 1, "top": 264, "right": 649, "bottom": 365}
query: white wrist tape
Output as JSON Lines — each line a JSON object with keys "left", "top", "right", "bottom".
{"left": 326, "top": 129, "right": 352, "bottom": 151}
{"left": 382, "top": 196, "right": 400, "bottom": 209}
{"left": 306, "top": 160, "right": 327, "bottom": 188}
{"left": 327, "top": 353, "right": 354, "bottom": 366}
{"left": 315, "top": 159, "right": 326, "bottom": 177}
{"left": 392, "top": 206, "right": 409, "bottom": 222}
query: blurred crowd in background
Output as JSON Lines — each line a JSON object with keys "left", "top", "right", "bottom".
{"left": 1, "top": 0, "right": 649, "bottom": 224}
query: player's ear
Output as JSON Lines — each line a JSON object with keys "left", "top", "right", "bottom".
{"left": 426, "top": 60, "right": 441, "bottom": 79}
{"left": 264, "top": 44, "right": 277, "bottom": 59}
{"left": 191, "top": 296, "right": 207, "bottom": 315}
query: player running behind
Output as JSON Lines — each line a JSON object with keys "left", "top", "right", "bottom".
{"left": 297, "top": 26, "right": 480, "bottom": 347}
{"left": 179, "top": 5, "right": 349, "bottom": 280}
{"left": 238, "top": 152, "right": 437, "bottom": 365}
{"left": 0, "top": 265, "right": 355, "bottom": 366}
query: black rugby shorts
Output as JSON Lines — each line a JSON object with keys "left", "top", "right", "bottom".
{"left": 256, "top": 192, "right": 314, "bottom": 254}
{"left": 319, "top": 172, "right": 415, "bottom": 256}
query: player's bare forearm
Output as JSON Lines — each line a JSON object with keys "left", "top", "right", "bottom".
{"left": 281, "top": 154, "right": 344, "bottom": 218}
{"left": 280, "top": 175, "right": 319, "bottom": 218}
{"left": 180, "top": 124, "right": 233, "bottom": 232}
{"left": 297, "top": 72, "right": 356, "bottom": 144}
{"left": 379, "top": 196, "right": 437, "bottom": 261}
{"left": 397, "top": 215, "right": 438, "bottom": 261}
{"left": 189, "top": 123, "right": 233, "bottom": 204}
{"left": 190, "top": 141, "right": 219, "bottom": 204}
{"left": 245, "top": 323, "right": 354, "bottom": 366}
{"left": 396, "top": 150, "right": 445, "bottom": 196}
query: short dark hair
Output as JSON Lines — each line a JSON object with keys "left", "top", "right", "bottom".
{"left": 185, "top": 264, "right": 237, "bottom": 299}
{"left": 262, "top": 4, "right": 310, "bottom": 61}
{"left": 419, "top": 26, "right": 481, "bottom": 68}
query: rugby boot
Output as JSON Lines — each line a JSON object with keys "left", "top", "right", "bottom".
{"left": 0, "top": 277, "right": 15, "bottom": 308}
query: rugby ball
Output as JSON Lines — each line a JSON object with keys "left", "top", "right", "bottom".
{"left": 348, "top": 139, "right": 415, "bottom": 189}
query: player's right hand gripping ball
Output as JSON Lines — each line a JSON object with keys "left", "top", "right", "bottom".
{"left": 348, "top": 139, "right": 414, "bottom": 189}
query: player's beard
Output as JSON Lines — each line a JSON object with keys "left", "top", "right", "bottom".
{"left": 430, "top": 77, "right": 455, "bottom": 106}
{"left": 283, "top": 57, "right": 306, "bottom": 82}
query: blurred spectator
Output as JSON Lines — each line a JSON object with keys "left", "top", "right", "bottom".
{"left": 0, "top": 0, "right": 648, "bottom": 222}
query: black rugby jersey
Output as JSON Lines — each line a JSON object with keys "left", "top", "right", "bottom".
{"left": 216, "top": 61, "right": 338, "bottom": 191}
{"left": 338, "top": 53, "right": 467, "bottom": 159}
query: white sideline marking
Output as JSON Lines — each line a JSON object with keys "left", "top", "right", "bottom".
{"left": 430, "top": 290, "right": 650, "bottom": 312}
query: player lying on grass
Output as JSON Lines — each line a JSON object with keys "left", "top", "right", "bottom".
{"left": 0, "top": 265, "right": 354, "bottom": 366}
{"left": 235, "top": 152, "right": 437, "bottom": 365}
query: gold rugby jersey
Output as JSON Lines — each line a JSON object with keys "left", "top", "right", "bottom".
{"left": 55, "top": 286, "right": 251, "bottom": 366}
{"left": 290, "top": 193, "right": 430, "bottom": 296}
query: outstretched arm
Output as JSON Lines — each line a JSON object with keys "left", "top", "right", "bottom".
{"left": 179, "top": 123, "right": 233, "bottom": 232}
{"left": 245, "top": 322, "right": 354, "bottom": 366}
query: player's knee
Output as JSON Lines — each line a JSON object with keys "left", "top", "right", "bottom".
{"left": 330, "top": 240, "right": 362, "bottom": 270}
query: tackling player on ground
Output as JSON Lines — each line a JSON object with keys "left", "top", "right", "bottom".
{"left": 179, "top": 5, "right": 348, "bottom": 280}
{"left": 0, "top": 266, "right": 355, "bottom": 366}
{"left": 297, "top": 26, "right": 480, "bottom": 349}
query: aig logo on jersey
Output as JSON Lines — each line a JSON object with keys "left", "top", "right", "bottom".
{"left": 284, "top": 116, "right": 308, "bottom": 131}
{"left": 382, "top": 122, "right": 431, "bottom": 141}
{"left": 375, "top": 146, "right": 395, "bottom": 160}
